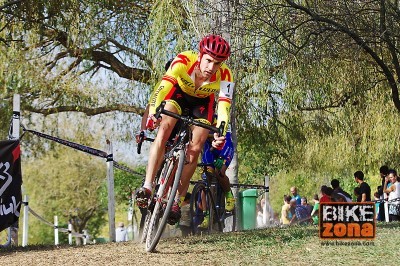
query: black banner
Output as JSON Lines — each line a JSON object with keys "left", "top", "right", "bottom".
{"left": 0, "top": 139, "right": 22, "bottom": 232}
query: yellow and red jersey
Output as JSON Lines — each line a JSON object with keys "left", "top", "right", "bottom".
{"left": 148, "top": 50, "right": 235, "bottom": 133}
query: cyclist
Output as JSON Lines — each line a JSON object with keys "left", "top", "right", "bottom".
{"left": 198, "top": 122, "right": 235, "bottom": 228}
{"left": 136, "top": 34, "right": 234, "bottom": 225}
{"left": 203, "top": 120, "right": 235, "bottom": 201}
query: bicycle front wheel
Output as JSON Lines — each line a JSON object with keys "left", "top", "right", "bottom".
{"left": 145, "top": 149, "right": 185, "bottom": 252}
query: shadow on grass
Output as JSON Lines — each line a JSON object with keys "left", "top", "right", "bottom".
{"left": 182, "top": 225, "right": 319, "bottom": 247}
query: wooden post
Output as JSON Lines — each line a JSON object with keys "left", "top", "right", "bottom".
{"left": 106, "top": 140, "right": 116, "bottom": 242}
{"left": 384, "top": 193, "right": 389, "bottom": 222}
{"left": 83, "top": 230, "right": 87, "bottom": 245}
{"left": 22, "top": 195, "right": 29, "bottom": 247}
{"left": 68, "top": 223, "right": 73, "bottom": 245}
{"left": 54, "top": 216, "right": 59, "bottom": 245}
{"left": 263, "top": 176, "right": 270, "bottom": 226}
{"left": 11, "top": 94, "right": 20, "bottom": 139}
{"left": 10, "top": 94, "right": 21, "bottom": 246}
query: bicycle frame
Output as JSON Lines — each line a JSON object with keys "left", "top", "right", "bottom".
{"left": 141, "top": 101, "right": 224, "bottom": 252}
{"left": 191, "top": 163, "right": 231, "bottom": 234}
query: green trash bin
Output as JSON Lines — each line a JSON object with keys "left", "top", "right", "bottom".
{"left": 239, "top": 189, "right": 258, "bottom": 230}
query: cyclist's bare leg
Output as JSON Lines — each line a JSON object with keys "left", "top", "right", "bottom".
{"left": 144, "top": 103, "right": 178, "bottom": 188}
{"left": 177, "top": 126, "right": 209, "bottom": 198}
{"left": 217, "top": 165, "right": 231, "bottom": 193}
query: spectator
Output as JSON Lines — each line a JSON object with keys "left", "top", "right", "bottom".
{"left": 383, "top": 169, "right": 400, "bottom": 221}
{"left": 354, "top": 187, "right": 361, "bottom": 202}
{"left": 331, "top": 179, "right": 352, "bottom": 202}
{"left": 115, "top": 222, "right": 128, "bottom": 242}
{"left": 378, "top": 165, "right": 389, "bottom": 195}
{"left": 377, "top": 165, "right": 389, "bottom": 222}
{"left": 290, "top": 186, "right": 301, "bottom": 205}
{"left": 310, "top": 194, "right": 320, "bottom": 225}
{"left": 354, "top": 170, "right": 371, "bottom": 202}
{"left": 301, "top": 197, "right": 313, "bottom": 214}
{"left": 256, "top": 202, "right": 264, "bottom": 228}
{"left": 319, "top": 185, "right": 333, "bottom": 203}
{"left": 280, "top": 195, "right": 291, "bottom": 226}
{"left": 289, "top": 199, "right": 312, "bottom": 225}
{"left": 373, "top": 192, "right": 380, "bottom": 220}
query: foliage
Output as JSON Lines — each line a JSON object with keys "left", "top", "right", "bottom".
{"left": 107, "top": 165, "right": 145, "bottom": 206}
{"left": 22, "top": 131, "right": 108, "bottom": 244}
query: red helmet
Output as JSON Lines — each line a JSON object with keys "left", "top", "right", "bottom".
{"left": 199, "top": 34, "right": 231, "bottom": 61}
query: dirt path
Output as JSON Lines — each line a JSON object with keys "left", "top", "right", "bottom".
{"left": 1, "top": 237, "right": 233, "bottom": 266}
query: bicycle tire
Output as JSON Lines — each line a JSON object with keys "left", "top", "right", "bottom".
{"left": 140, "top": 209, "right": 151, "bottom": 243}
{"left": 145, "top": 148, "right": 185, "bottom": 252}
{"left": 215, "top": 186, "right": 236, "bottom": 233}
{"left": 190, "top": 182, "right": 212, "bottom": 234}
{"left": 139, "top": 161, "right": 165, "bottom": 243}
{"left": 208, "top": 185, "right": 224, "bottom": 233}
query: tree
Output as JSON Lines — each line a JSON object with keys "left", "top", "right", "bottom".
{"left": 0, "top": 1, "right": 195, "bottom": 139}
{"left": 23, "top": 145, "right": 108, "bottom": 244}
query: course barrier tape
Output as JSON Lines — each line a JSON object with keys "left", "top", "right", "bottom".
{"left": 190, "top": 180, "right": 269, "bottom": 192}
{"left": 22, "top": 202, "right": 87, "bottom": 239}
{"left": 374, "top": 197, "right": 400, "bottom": 204}
{"left": 22, "top": 126, "right": 144, "bottom": 177}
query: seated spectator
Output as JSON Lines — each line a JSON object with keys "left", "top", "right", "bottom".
{"left": 301, "top": 197, "right": 313, "bottom": 214}
{"left": 289, "top": 199, "right": 312, "bottom": 225}
{"left": 331, "top": 179, "right": 352, "bottom": 202}
{"left": 319, "top": 185, "right": 333, "bottom": 203}
{"left": 383, "top": 169, "right": 400, "bottom": 221}
{"left": 115, "top": 222, "right": 128, "bottom": 242}
{"left": 280, "top": 195, "right": 291, "bottom": 226}
{"left": 374, "top": 192, "right": 380, "bottom": 220}
{"left": 310, "top": 194, "right": 320, "bottom": 225}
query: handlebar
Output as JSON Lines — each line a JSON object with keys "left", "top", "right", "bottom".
{"left": 155, "top": 101, "right": 225, "bottom": 136}
{"left": 137, "top": 132, "right": 154, "bottom": 154}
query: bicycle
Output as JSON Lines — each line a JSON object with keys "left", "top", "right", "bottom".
{"left": 190, "top": 163, "right": 236, "bottom": 234}
{"left": 140, "top": 101, "right": 225, "bottom": 252}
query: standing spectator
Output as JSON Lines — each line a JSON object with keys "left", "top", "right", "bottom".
{"left": 331, "top": 179, "right": 352, "bottom": 202}
{"left": 115, "top": 222, "right": 128, "bottom": 242}
{"left": 354, "top": 187, "right": 361, "bottom": 202}
{"left": 280, "top": 195, "right": 291, "bottom": 226}
{"left": 310, "top": 194, "right": 320, "bottom": 225}
{"left": 383, "top": 169, "right": 400, "bottom": 221}
{"left": 354, "top": 170, "right": 371, "bottom": 202}
{"left": 377, "top": 165, "right": 389, "bottom": 221}
{"left": 290, "top": 186, "right": 301, "bottom": 205}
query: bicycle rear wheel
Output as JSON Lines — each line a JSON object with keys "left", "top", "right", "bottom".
{"left": 145, "top": 149, "right": 185, "bottom": 252}
{"left": 216, "top": 189, "right": 236, "bottom": 233}
{"left": 190, "top": 182, "right": 211, "bottom": 234}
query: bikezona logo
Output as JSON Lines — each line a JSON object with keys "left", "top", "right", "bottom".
{"left": 319, "top": 202, "right": 375, "bottom": 240}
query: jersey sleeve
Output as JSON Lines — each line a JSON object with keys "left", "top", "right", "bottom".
{"left": 148, "top": 55, "right": 188, "bottom": 114}
{"left": 216, "top": 66, "right": 235, "bottom": 134}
